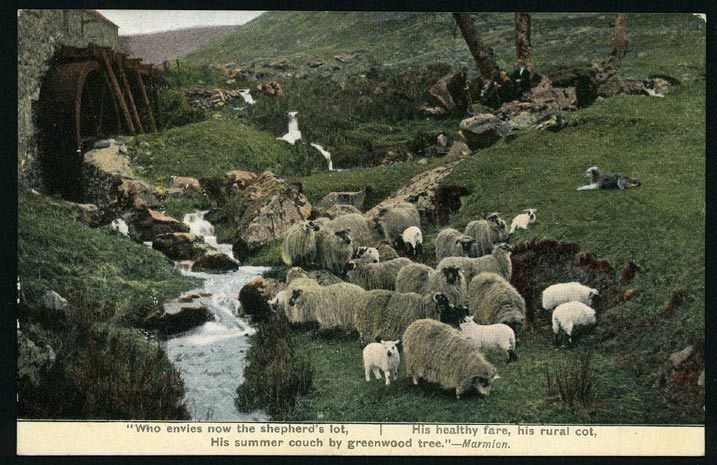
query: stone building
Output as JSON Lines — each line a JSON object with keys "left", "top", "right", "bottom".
{"left": 18, "top": 9, "right": 120, "bottom": 190}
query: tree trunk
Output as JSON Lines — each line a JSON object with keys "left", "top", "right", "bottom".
{"left": 452, "top": 13, "right": 501, "bottom": 82}
{"left": 593, "top": 13, "right": 629, "bottom": 83}
{"left": 514, "top": 13, "right": 536, "bottom": 75}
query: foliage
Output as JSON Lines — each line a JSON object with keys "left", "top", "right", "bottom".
{"left": 546, "top": 352, "right": 598, "bottom": 412}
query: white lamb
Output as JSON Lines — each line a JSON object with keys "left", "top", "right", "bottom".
{"left": 541, "top": 282, "right": 598, "bottom": 313}
{"left": 552, "top": 301, "right": 597, "bottom": 346}
{"left": 401, "top": 226, "right": 423, "bottom": 256}
{"left": 509, "top": 208, "right": 537, "bottom": 234}
{"left": 362, "top": 339, "right": 401, "bottom": 386}
{"left": 459, "top": 316, "right": 517, "bottom": 363}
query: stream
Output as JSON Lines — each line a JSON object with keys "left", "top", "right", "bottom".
{"left": 161, "top": 211, "right": 269, "bottom": 421}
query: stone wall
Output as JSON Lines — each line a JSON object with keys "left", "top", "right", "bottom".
{"left": 18, "top": 9, "right": 120, "bottom": 188}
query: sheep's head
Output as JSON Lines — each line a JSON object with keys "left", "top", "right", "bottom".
{"left": 438, "top": 300, "right": 468, "bottom": 328}
{"left": 471, "top": 370, "right": 500, "bottom": 397}
{"left": 487, "top": 212, "right": 507, "bottom": 232}
{"left": 493, "top": 242, "right": 512, "bottom": 255}
{"left": 334, "top": 229, "right": 352, "bottom": 245}
{"left": 288, "top": 288, "right": 304, "bottom": 307}
{"left": 376, "top": 339, "right": 401, "bottom": 359}
{"left": 303, "top": 221, "right": 320, "bottom": 233}
{"left": 442, "top": 266, "right": 463, "bottom": 285}
{"left": 588, "top": 288, "right": 601, "bottom": 306}
{"left": 523, "top": 208, "right": 537, "bottom": 222}
{"left": 345, "top": 260, "right": 357, "bottom": 272}
{"left": 354, "top": 246, "right": 368, "bottom": 259}
{"left": 504, "top": 312, "right": 526, "bottom": 335}
{"left": 456, "top": 236, "right": 477, "bottom": 255}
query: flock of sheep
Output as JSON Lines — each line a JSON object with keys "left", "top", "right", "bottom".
{"left": 267, "top": 202, "right": 599, "bottom": 399}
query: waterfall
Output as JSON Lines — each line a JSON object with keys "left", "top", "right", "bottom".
{"left": 311, "top": 143, "right": 334, "bottom": 171}
{"left": 239, "top": 89, "right": 255, "bottom": 105}
{"left": 182, "top": 211, "right": 234, "bottom": 259}
{"left": 277, "top": 111, "right": 302, "bottom": 144}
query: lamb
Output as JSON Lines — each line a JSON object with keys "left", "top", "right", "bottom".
{"left": 315, "top": 228, "right": 354, "bottom": 275}
{"left": 541, "top": 282, "right": 599, "bottom": 313}
{"left": 328, "top": 213, "right": 373, "bottom": 247}
{"left": 395, "top": 262, "right": 434, "bottom": 294}
{"left": 281, "top": 220, "right": 320, "bottom": 267}
{"left": 465, "top": 213, "right": 509, "bottom": 255}
{"left": 377, "top": 202, "right": 421, "bottom": 248}
{"left": 437, "top": 242, "right": 513, "bottom": 282}
{"left": 467, "top": 272, "right": 526, "bottom": 334}
{"left": 509, "top": 209, "right": 537, "bottom": 234}
{"left": 551, "top": 301, "right": 597, "bottom": 346}
{"left": 403, "top": 319, "right": 500, "bottom": 399}
{"left": 363, "top": 339, "right": 401, "bottom": 385}
{"left": 401, "top": 226, "right": 423, "bottom": 256}
{"left": 286, "top": 282, "right": 366, "bottom": 330}
{"left": 346, "top": 257, "right": 413, "bottom": 290}
{"left": 435, "top": 228, "right": 478, "bottom": 261}
{"left": 354, "top": 291, "right": 454, "bottom": 342}
{"left": 353, "top": 246, "right": 380, "bottom": 263}
{"left": 459, "top": 316, "right": 517, "bottom": 363}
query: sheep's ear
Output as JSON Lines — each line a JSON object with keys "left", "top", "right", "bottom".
{"left": 375, "top": 336, "right": 382, "bottom": 343}
{"left": 394, "top": 339, "right": 400, "bottom": 345}
{"left": 432, "top": 293, "right": 443, "bottom": 303}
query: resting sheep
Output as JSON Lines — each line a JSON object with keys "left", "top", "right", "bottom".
{"left": 286, "top": 281, "right": 365, "bottom": 330}
{"left": 377, "top": 242, "right": 400, "bottom": 261}
{"left": 509, "top": 209, "right": 537, "bottom": 234}
{"left": 437, "top": 242, "right": 513, "bottom": 282}
{"left": 465, "top": 213, "right": 509, "bottom": 256}
{"left": 281, "top": 277, "right": 322, "bottom": 323}
{"left": 363, "top": 339, "right": 401, "bottom": 386}
{"left": 467, "top": 272, "right": 526, "bottom": 334}
{"left": 435, "top": 228, "right": 478, "bottom": 261}
{"left": 315, "top": 228, "right": 354, "bottom": 275}
{"left": 377, "top": 202, "right": 421, "bottom": 248}
{"left": 353, "top": 246, "right": 380, "bottom": 263}
{"left": 328, "top": 213, "right": 373, "bottom": 247}
{"left": 401, "top": 226, "right": 423, "bottom": 256}
{"left": 541, "top": 282, "right": 599, "bottom": 313}
{"left": 354, "top": 291, "right": 454, "bottom": 342}
{"left": 281, "top": 220, "right": 320, "bottom": 267}
{"left": 460, "top": 316, "right": 517, "bottom": 363}
{"left": 552, "top": 301, "right": 597, "bottom": 346}
{"left": 346, "top": 257, "right": 413, "bottom": 290}
{"left": 403, "top": 319, "right": 500, "bottom": 399}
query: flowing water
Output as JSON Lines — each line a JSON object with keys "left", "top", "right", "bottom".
{"left": 239, "top": 89, "right": 255, "bottom": 105}
{"left": 160, "top": 211, "right": 269, "bottom": 421}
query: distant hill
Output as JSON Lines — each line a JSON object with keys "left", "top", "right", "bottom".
{"left": 120, "top": 25, "right": 240, "bottom": 65}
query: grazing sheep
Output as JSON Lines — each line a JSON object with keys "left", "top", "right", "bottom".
{"left": 346, "top": 257, "right": 413, "bottom": 290}
{"left": 377, "top": 242, "right": 400, "bottom": 261}
{"left": 328, "top": 213, "right": 373, "bottom": 247}
{"left": 401, "top": 226, "right": 424, "bottom": 256}
{"left": 460, "top": 316, "right": 517, "bottom": 363}
{"left": 403, "top": 319, "right": 500, "bottom": 399}
{"left": 395, "top": 262, "right": 434, "bottom": 294}
{"left": 377, "top": 202, "right": 421, "bottom": 247}
{"left": 435, "top": 228, "right": 479, "bottom": 261}
{"left": 552, "top": 301, "right": 597, "bottom": 346}
{"left": 315, "top": 228, "right": 354, "bottom": 275}
{"left": 577, "top": 166, "right": 641, "bottom": 191}
{"left": 354, "top": 291, "right": 454, "bottom": 342}
{"left": 353, "top": 246, "right": 380, "bottom": 263}
{"left": 363, "top": 339, "right": 401, "bottom": 385}
{"left": 287, "top": 282, "right": 365, "bottom": 330}
{"left": 509, "top": 209, "right": 537, "bottom": 234}
{"left": 281, "top": 220, "right": 320, "bottom": 267}
{"left": 282, "top": 277, "right": 322, "bottom": 323}
{"left": 468, "top": 272, "right": 526, "bottom": 334}
{"left": 438, "top": 242, "right": 513, "bottom": 282}
{"left": 425, "top": 265, "right": 468, "bottom": 306}
{"left": 541, "top": 282, "right": 599, "bottom": 314}
{"left": 465, "top": 213, "right": 509, "bottom": 255}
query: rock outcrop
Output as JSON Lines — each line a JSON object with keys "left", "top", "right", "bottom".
{"left": 17, "top": 330, "right": 56, "bottom": 387}
{"left": 191, "top": 250, "right": 240, "bottom": 273}
{"left": 145, "top": 300, "right": 211, "bottom": 334}
{"left": 315, "top": 190, "right": 366, "bottom": 213}
{"left": 459, "top": 114, "right": 510, "bottom": 150}
{"left": 123, "top": 207, "right": 190, "bottom": 242}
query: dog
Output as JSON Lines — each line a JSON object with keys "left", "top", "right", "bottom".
{"left": 577, "top": 166, "right": 641, "bottom": 191}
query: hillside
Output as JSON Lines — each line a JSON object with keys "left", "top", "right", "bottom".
{"left": 120, "top": 25, "right": 239, "bottom": 64}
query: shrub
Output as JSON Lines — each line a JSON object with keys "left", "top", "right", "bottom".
{"left": 546, "top": 352, "right": 597, "bottom": 412}
{"left": 156, "top": 86, "right": 208, "bottom": 129}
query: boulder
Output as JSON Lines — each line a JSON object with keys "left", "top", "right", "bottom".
{"left": 428, "top": 71, "right": 467, "bottom": 112}
{"left": 152, "top": 233, "right": 209, "bottom": 261}
{"left": 123, "top": 207, "right": 190, "bottom": 242}
{"left": 191, "top": 250, "right": 240, "bottom": 273}
{"left": 322, "top": 204, "right": 363, "bottom": 219}
{"left": 116, "top": 178, "right": 160, "bottom": 209}
{"left": 669, "top": 346, "right": 694, "bottom": 369}
{"left": 306, "top": 59, "right": 323, "bottom": 68}
{"left": 238, "top": 277, "right": 273, "bottom": 322}
{"left": 459, "top": 114, "right": 509, "bottom": 150}
{"left": 445, "top": 141, "right": 471, "bottom": 162}
{"left": 42, "top": 290, "right": 68, "bottom": 312}
{"left": 315, "top": 190, "right": 366, "bottom": 212}
{"left": 145, "top": 301, "right": 211, "bottom": 334}
{"left": 17, "top": 331, "right": 56, "bottom": 386}
{"left": 170, "top": 176, "right": 201, "bottom": 192}
{"left": 226, "top": 170, "right": 257, "bottom": 188}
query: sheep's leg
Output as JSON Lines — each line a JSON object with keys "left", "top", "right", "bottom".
{"left": 373, "top": 367, "right": 382, "bottom": 380}
{"left": 412, "top": 375, "right": 419, "bottom": 385}
{"left": 508, "top": 350, "right": 518, "bottom": 363}
{"left": 364, "top": 365, "right": 372, "bottom": 382}
{"left": 384, "top": 370, "right": 391, "bottom": 386}
{"left": 577, "top": 183, "right": 600, "bottom": 191}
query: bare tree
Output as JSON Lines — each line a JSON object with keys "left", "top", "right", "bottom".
{"left": 514, "top": 13, "right": 536, "bottom": 75}
{"left": 593, "top": 13, "right": 630, "bottom": 84}
{"left": 452, "top": 13, "right": 501, "bottom": 83}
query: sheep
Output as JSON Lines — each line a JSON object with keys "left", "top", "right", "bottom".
{"left": 437, "top": 242, "right": 513, "bottom": 282}
{"left": 425, "top": 265, "right": 468, "bottom": 306}
{"left": 541, "top": 282, "right": 599, "bottom": 314}
{"left": 395, "top": 263, "right": 434, "bottom": 294}
{"left": 327, "top": 213, "right": 373, "bottom": 247}
{"left": 315, "top": 228, "right": 354, "bottom": 275}
{"left": 403, "top": 319, "right": 500, "bottom": 399}
{"left": 509, "top": 209, "right": 537, "bottom": 234}
{"left": 467, "top": 272, "right": 526, "bottom": 334}
{"left": 287, "top": 282, "right": 366, "bottom": 330}
{"left": 346, "top": 257, "right": 413, "bottom": 290}
{"left": 377, "top": 202, "right": 421, "bottom": 248}
{"left": 354, "top": 291, "right": 455, "bottom": 342}
{"left": 459, "top": 316, "right": 517, "bottom": 363}
{"left": 281, "top": 220, "right": 320, "bottom": 267}
{"left": 435, "top": 228, "right": 478, "bottom": 261}
{"left": 551, "top": 301, "right": 597, "bottom": 346}
{"left": 353, "top": 246, "right": 380, "bottom": 263}
{"left": 282, "top": 277, "right": 322, "bottom": 323}
{"left": 465, "top": 213, "right": 509, "bottom": 256}
{"left": 268, "top": 290, "right": 288, "bottom": 314}
{"left": 285, "top": 266, "right": 343, "bottom": 286}
{"left": 377, "top": 242, "right": 400, "bottom": 261}
{"left": 363, "top": 339, "right": 401, "bottom": 385}
{"left": 401, "top": 226, "right": 423, "bottom": 256}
